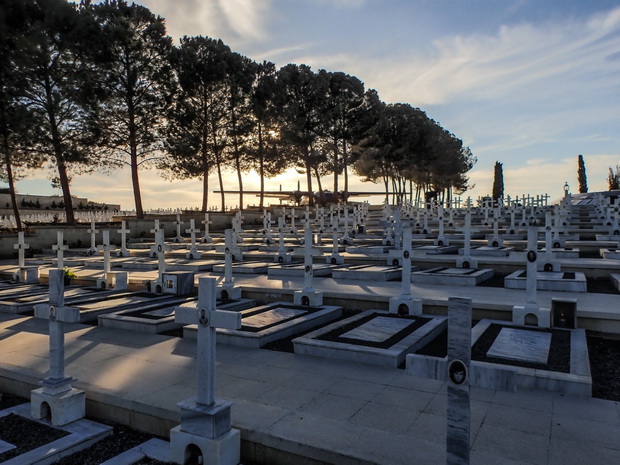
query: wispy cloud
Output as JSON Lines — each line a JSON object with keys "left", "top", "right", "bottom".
{"left": 142, "top": 0, "right": 271, "bottom": 42}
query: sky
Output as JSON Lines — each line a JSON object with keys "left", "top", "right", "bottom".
{"left": 12, "top": 0, "right": 620, "bottom": 210}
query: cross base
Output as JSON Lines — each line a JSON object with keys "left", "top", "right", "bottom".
{"left": 487, "top": 236, "right": 504, "bottom": 247}
{"left": 13, "top": 266, "right": 39, "bottom": 284}
{"left": 216, "top": 284, "right": 242, "bottom": 301}
{"left": 117, "top": 248, "right": 131, "bottom": 257}
{"left": 177, "top": 398, "right": 232, "bottom": 438}
{"left": 202, "top": 236, "right": 213, "bottom": 243}
{"left": 326, "top": 253, "right": 345, "bottom": 265}
{"left": 186, "top": 250, "right": 202, "bottom": 260}
{"left": 389, "top": 296, "right": 422, "bottom": 316}
{"left": 174, "top": 236, "right": 185, "bottom": 243}
{"left": 294, "top": 289, "right": 323, "bottom": 307}
{"left": 275, "top": 253, "right": 292, "bottom": 264}
{"left": 512, "top": 304, "right": 551, "bottom": 328}
{"left": 170, "top": 425, "right": 240, "bottom": 465}
{"left": 338, "top": 235, "right": 354, "bottom": 246}
{"left": 456, "top": 256, "right": 478, "bottom": 269}
{"left": 31, "top": 385, "right": 85, "bottom": 426}
{"left": 433, "top": 237, "right": 450, "bottom": 247}
{"left": 87, "top": 247, "right": 98, "bottom": 256}
{"left": 96, "top": 271, "right": 128, "bottom": 290}
{"left": 537, "top": 254, "right": 560, "bottom": 272}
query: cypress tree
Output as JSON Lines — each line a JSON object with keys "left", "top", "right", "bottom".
{"left": 492, "top": 161, "right": 504, "bottom": 202}
{"left": 577, "top": 154, "right": 588, "bottom": 193}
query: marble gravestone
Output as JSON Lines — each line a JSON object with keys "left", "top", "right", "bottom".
{"left": 87, "top": 219, "right": 99, "bottom": 255}
{"left": 217, "top": 229, "right": 242, "bottom": 300}
{"left": 31, "top": 269, "right": 85, "bottom": 426}
{"left": 487, "top": 328, "right": 551, "bottom": 364}
{"left": 407, "top": 297, "right": 518, "bottom": 465}
{"left": 512, "top": 226, "right": 551, "bottom": 328}
{"left": 294, "top": 223, "right": 324, "bottom": 306}
{"left": 201, "top": 213, "right": 213, "bottom": 243}
{"left": 13, "top": 231, "right": 39, "bottom": 283}
{"left": 389, "top": 228, "right": 422, "bottom": 315}
{"left": 116, "top": 220, "right": 131, "bottom": 257}
{"left": 52, "top": 230, "right": 69, "bottom": 270}
{"left": 171, "top": 277, "right": 241, "bottom": 465}
{"left": 96, "top": 230, "right": 128, "bottom": 290}
{"left": 185, "top": 219, "right": 202, "bottom": 259}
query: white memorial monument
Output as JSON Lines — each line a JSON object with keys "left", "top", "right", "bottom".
{"left": 171, "top": 277, "right": 241, "bottom": 465}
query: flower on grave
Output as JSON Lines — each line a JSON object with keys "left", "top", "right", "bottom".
{"left": 63, "top": 268, "right": 77, "bottom": 279}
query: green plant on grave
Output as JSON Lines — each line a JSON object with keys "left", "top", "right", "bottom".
{"left": 63, "top": 268, "right": 77, "bottom": 280}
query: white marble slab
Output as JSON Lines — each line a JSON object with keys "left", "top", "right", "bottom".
{"left": 341, "top": 316, "right": 413, "bottom": 342}
{"left": 243, "top": 307, "right": 306, "bottom": 328}
{"left": 487, "top": 328, "right": 551, "bottom": 364}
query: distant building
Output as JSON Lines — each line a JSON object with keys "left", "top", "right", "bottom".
{"left": 0, "top": 191, "right": 120, "bottom": 214}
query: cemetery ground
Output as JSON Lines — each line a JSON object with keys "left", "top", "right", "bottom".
{"left": 2, "top": 196, "right": 620, "bottom": 464}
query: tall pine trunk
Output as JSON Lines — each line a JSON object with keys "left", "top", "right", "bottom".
{"left": 128, "top": 108, "right": 144, "bottom": 219}
{"left": 2, "top": 134, "right": 21, "bottom": 231}
{"left": 304, "top": 145, "right": 314, "bottom": 207}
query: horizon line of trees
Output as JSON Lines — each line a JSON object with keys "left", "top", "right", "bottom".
{"left": 1, "top": 0, "right": 476, "bottom": 230}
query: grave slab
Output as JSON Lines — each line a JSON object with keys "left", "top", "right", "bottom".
{"left": 184, "top": 302, "right": 342, "bottom": 348}
{"left": 504, "top": 270, "right": 587, "bottom": 293}
{"left": 486, "top": 328, "right": 552, "bottom": 364}
{"left": 267, "top": 263, "right": 338, "bottom": 278}
{"left": 331, "top": 265, "right": 403, "bottom": 281}
{"left": 411, "top": 267, "right": 494, "bottom": 286}
{"left": 472, "top": 320, "right": 591, "bottom": 396}
{"left": 294, "top": 310, "right": 447, "bottom": 368}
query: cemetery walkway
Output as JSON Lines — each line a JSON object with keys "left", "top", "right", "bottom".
{"left": 1, "top": 312, "right": 619, "bottom": 465}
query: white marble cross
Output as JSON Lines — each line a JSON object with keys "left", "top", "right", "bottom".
{"left": 87, "top": 220, "right": 99, "bottom": 255}
{"left": 117, "top": 220, "right": 130, "bottom": 257}
{"left": 174, "top": 214, "right": 184, "bottom": 242}
{"left": 14, "top": 231, "right": 29, "bottom": 268}
{"left": 34, "top": 269, "right": 80, "bottom": 388}
{"left": 302, "top": 223, "right": 315, "bottom": 292}
{"left": 154, "top": 229, "right": 170, "bottom": 279}
{"left": 289, "top": 208, "right": 298, "bottom": 235}
{"left": 150, "top": 219, "right": 161, "bottom": 235}
{"left": 98, "top": 230, "right": 116, "bottom": 274}
{"left": 201, "top": 213, "right": 213, "bottom": 243}
{"left": 175, "top": 277, "right": 241, "bottom": 406}
{"left": 223, "top": 229, "right": 234, "bottom": 286}
{"left": 186, "top": 219, "right": 200, "bottom": 254}
{"left": 52, "top": 230, "right": 69, "bottom": 270}
{"left": 277, "top": 217, "right": 287, "bottom": 255}
{"left": 262, "top": 210, "right": 273, "bottom": 244}
{"left": 399, "top": 228, "right": 412, "bottom": 297}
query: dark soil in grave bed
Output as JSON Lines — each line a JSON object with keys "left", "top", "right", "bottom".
{"left": 477, "top": 272, "right": 507, "bottom": 288}
{"left": 0, "top": 413, "right": 69, "bottom": 462}
{"left": 587, "top": 277, "right": 618, "bottom": 294}
{"left": 587, "top": 334, "right": 620, "bottom": 401}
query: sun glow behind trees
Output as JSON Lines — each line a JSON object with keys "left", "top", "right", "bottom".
{"left": 1, "top": 0, "right": 475, "bottom": 220}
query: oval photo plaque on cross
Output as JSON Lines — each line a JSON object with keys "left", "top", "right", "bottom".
{"left": 527, "top": 250, "right": 537, "bottom": 263}
{"left": 448, "top": 359, "right": 468, "bottom": 386}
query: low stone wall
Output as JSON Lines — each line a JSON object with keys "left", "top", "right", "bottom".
{"left": 0, "top": 211, "right": 264, "bottom": 259}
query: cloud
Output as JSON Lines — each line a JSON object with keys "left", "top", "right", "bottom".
{"left": 140, "top": 0, "right": 271, "bottom": 42}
